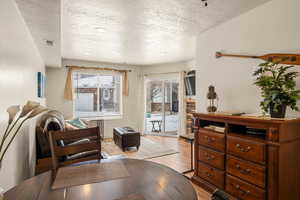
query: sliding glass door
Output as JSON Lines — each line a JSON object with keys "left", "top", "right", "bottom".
{"left": 164, "top": 80, "right": 179, "bottom": 134}
{"left": 144, "top": 76, "right": 179, "bottom": 136}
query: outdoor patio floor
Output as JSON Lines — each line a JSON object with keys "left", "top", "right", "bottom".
{"left": 145, "top": 113, "right": 178, "bottom": 134}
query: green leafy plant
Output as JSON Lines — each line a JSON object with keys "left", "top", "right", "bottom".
{"left": 253, "top": 62, "right": 300, "bottom": 115}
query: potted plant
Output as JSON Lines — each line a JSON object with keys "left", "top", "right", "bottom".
{"left": 253, "top": 62, "right": 300, "bottom": 118}
{"left": 0, "top": 101, "right": 47, "bottom": 169}
{"left": 0, "top": 187, "right": 3, "bottom": 200}
{"left": 0, "top": 101, "right": 47, "bottom": 199}
{"left": 0, "top": 102, "right": 47, "bottom": 199}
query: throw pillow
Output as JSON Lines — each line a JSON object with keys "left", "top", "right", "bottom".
{"left": 66, "top": 118, "right": 88, "bottom": 129}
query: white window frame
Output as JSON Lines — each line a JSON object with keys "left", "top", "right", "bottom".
{"left": 72, "top": 70, "right": 123, "bottom": 120}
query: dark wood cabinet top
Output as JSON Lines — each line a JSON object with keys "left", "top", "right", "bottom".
{"left": 193, "top": 112, "right": 300, "bottom": 124}
{"left": 193, "top": 112, "right": 300, "bottom": 142}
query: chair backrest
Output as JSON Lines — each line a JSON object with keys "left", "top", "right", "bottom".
{"left": 49, "top": 127, "right": 101, "bottom": 173}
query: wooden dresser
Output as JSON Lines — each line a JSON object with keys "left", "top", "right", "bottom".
{"left": 192, "top": 113, "right": 300, "bottom": 200}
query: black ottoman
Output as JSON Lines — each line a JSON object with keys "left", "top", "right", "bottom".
{"left": 113, "top": 127, "right": 140, "bottom": 152}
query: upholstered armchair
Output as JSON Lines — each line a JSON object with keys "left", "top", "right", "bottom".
{"left": 35, "top": 110, "right": 100, "bottom": 174}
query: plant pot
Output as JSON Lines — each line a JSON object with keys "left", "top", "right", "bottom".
{"left": 0, "top": 162, "right": 3, "bottom": 200}
{"left": 270, "top": 104, "right": 287, "bottom": 118}
{"left": 0, "top": 187, "right": 4, "bottom": 200}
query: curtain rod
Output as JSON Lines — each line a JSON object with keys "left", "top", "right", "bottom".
{"left": 143, "top": 71, "right": 186, "bottom": 76}
{"left": 65, "top": 65, "right": 132, "bottom": 72}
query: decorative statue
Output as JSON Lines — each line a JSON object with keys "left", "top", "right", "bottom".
{"left": 207, "top": 85, "right": 218, "bottom": 112}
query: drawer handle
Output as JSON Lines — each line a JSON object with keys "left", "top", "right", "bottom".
{"left": 236, "top": 165, "right": 251, "bottom": 175}
{"left": 236, "top": 144, "right": 252, "bottom": 152}
{"left": 204, "top": 135, "right": 215, "bottom": 143}
{"left": 235, "top": 185, "right": 250, "bottom": 196}
{"left": 203, "top": 152, "right": 215, "bottom": 161}
{"left": 205, "top": 172, "right": 213, "bottom": 177}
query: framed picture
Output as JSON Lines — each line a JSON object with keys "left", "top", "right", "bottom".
{"left": 37, "top": 72, "right": 45, "bottom": 98}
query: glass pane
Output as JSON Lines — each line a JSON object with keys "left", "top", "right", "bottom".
{"left": 74, "top": 73, "right": 121, "bottom": 117}
{"left": 75, "top": 93, "right": 95, "bottom": 112}
{"left": 99, "top": 75, "right": 121, "bottom": 114}
{"left": 145, "top": 80, "right": 163, "bottom": 133}
{"left": 74, "top": 73, "right": 99, "bottom": 117}
{"left": 164, "top": 81, "right": 179, "bottom": 133}
{"left": 164, "top": 82, "right": 171, "bottom": 112}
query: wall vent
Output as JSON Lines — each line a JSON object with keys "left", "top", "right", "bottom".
{"left": 45, "top": 40, "right": 54, "bottom": 46}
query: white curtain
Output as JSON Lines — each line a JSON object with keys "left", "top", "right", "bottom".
{"left": 179, "top": 71, "right": 187, "bottom": 136}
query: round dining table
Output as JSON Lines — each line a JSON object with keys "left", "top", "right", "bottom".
{"left": 4, "top": 159, "right": 198, "bottom": 200}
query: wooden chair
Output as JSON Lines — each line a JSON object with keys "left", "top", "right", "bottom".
{"left": 49, "top": 127, "right": 101, "bottom": 173}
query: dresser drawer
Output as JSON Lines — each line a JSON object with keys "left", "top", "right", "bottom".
{"left": 227, "top": 155, "right": 265, "bottom": 188}
{"left": 227, "top": 136, "right": 266, "bottom": 164}
{"left": 199, "top": 146, "right": 225, "bottom": 170}
{"left": 197, "top": 162, "right": 224, "bottom": 189}
{"left": 226, "top": 174, "right": 265, "bottom": 200}
{"left": 198, "top": 129, "right": 225, "bottom": 152}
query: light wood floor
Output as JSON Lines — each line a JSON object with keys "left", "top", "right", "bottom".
{"left": 144, "top": 135, "right": 211, "bottom": 200}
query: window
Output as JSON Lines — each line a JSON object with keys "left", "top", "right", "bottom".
{"left": 73, "top": 71, "right": 122, "bottom": 118}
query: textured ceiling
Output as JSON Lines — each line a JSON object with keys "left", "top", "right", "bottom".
{"left": 16, "top": 0, "right": 61, "bottom": 67}
{"left": 16, "top": 0, "right": 270, "bottom": 66}
{"left": 62, "top": 0, "right": 270, "bottom": 65}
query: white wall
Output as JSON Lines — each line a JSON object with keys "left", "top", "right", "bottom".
{"left": 195, "top": 0, "right": 300, "bottom": 117}
{"left": 46, "top": 59, "right": 143, "bottom": 138}
{"left": 0, "top": 0, "right": 45, "bottom": 191}
{"left": 142, "top": 60, "right": 196, "bottom": 74}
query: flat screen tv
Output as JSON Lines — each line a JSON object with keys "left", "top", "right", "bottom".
{"left": 185, "top": 70, "right": 196, "bottom": 96}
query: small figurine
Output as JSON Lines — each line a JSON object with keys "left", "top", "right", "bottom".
{"left": 207, "top": 85, "right": 218, "bottom": 112}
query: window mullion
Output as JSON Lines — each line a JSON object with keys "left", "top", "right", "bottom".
{"left": 97, "top": 73, "right": 101, "bottom": 114}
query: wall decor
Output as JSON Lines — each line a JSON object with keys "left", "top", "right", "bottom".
{"left": 37, "top": 72, "right": 45, "bottom": 98}
{"left": 216, "top": 51, "right": 300, "bottom": 65}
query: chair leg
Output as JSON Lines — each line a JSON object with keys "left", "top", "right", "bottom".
{"left": 151, "top": 122, "right": 155, "bottom": 132}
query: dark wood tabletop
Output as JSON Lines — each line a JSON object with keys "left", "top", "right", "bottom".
{"left": 4, "top": 159, "right": 198, "bottom": 200}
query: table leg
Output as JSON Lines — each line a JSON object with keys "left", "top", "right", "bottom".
{"left": 96, "top": 120, "right": 104, "bottom": 140}
{"left": 182, "top": 140, "right": 194, "bottom": 175}
{"left": 158, "top": 121, "right": 162, "bottom": 132}
{"left": 151, "top": 122, "right": 155, "bottom": 132}
{"left": 191, "top": 140, "right": 193, "bottom": 170}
